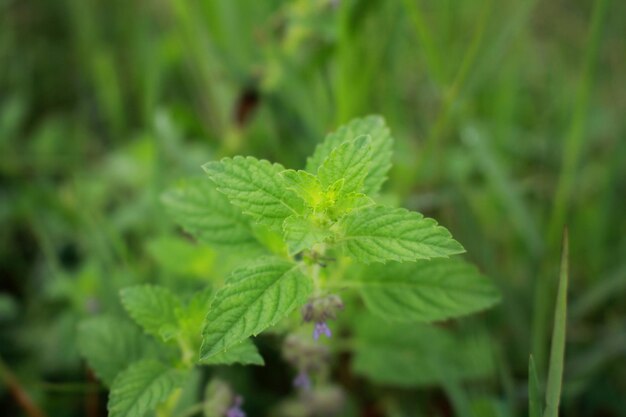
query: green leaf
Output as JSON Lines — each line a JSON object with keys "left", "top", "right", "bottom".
{"left": 336, "top": 206, "right": 465, "bottom": 263}
{"left": 279, "top": 169, "right": 325, "bottom": 208}
{"left": 146, "top": 236, "right": 215, "bottom": 278}
{"left": 353, "top": 316, "right": 494, "bottom": 387}
{"left": 202, "top": 157, "right": 304, "bottom": 231}
{"left": 200, "top": 258, "right": 312, "bottom": 360}
{"left": 307, "top": 115, "right": 393, "bottom": 195}
{"left": 330, "top": 192, "right": 375, "bottom": 217}
{"left": 161, "top": 178, "right": 261, "bottom": 251}
{"left": 359, "top": 259, "right": 500, "bottom": 322}
{"left": 529, "top": 355, "right": 542, "bottom": 417}
{"left": 199, "top": 339, "right": 264, "bottom": 366}
{"left": 120, "top": 285, "right": 182, "bottom": 340}
{"left": 544, "top": 231, "right": 569, "bottom": 417}
{"left": 282, "top": 214, "right": 332, "bottom": 255}
{"left": 77, "top": 316, "right": 153, "bottom": 386}
{"left": 176, "top": 288, "right": 212, "bottom": 344}
{"left": 108, "top": 359, "right": 187, "bottom": 417}
{"left": 317, "top": 136, "right": 372, "bottom": 194}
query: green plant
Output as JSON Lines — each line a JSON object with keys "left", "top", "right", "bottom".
{"left": 77, "top": 115, "right": 501, "bottom": 417}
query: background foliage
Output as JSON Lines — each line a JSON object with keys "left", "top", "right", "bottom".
{"left": 1, "top": 0, "right": 625, "bottom": 416}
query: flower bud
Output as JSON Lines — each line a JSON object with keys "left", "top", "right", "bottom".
{"left": 204, "top": 379, "right": 246, "bottom": 417}
{"left": 282, "top": 334, "right": 330, "bottom": 374}
{"left": 203, "top": 379, "right": 232, "bottom": 417}
{"left": 300, "top": 294, "right": 344, "bottom": 323}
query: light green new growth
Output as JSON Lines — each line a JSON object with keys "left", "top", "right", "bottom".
{"left": 306, "top": 115, "right": 393, "bottom": 195}
{"left": 317, "top": 135, "right": 372, "bottom": 194}
{"left": 283, "top": 214, "right": 332, "bottom": 256}
{"left": 280, "top": 169, "right": 327, "bottom": 208}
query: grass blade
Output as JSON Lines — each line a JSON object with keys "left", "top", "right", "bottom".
{"left": 544, "top": 230, "right": 569, "bottom": 417}
{"left": 528, "top": 355, "right": 542, "bottom": 417}
{"left": 532, "top": 0, "right": 611, "bottom": 373}
{"left": 547, "top": 0, "right": 611, "bottom": 245}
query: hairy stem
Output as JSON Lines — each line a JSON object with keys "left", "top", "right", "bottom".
{"left": 310, "top": 243, "right": 327, "bottom": 295}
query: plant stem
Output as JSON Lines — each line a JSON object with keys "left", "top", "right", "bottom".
{"left": 175, "top": 402, "right": 206, "bottom": 417}
{"left": 0, "top": 355, "right": 48, "bottom": 417}
{"left": 310, "top": 243, "right": 326, "bottom": 295}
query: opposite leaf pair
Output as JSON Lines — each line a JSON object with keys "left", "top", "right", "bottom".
{"left": 78, "top": 286, "right": 263, "bottom": 417}
{"left": 202, "top": 116, "right": 464, "bottom": 263}
{"left": 79, "top": 115, "right": 501, "bottom": 417}
{"left": 194, "top": 116, "right": 491, "bottom": 363}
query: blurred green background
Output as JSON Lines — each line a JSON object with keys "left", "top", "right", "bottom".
{"left": 1, "top": 0, "right": 625, "bottom": 416}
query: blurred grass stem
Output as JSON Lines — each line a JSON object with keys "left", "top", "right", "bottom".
{"left": 0, "top": 356, "right": 48, "bottom": 417}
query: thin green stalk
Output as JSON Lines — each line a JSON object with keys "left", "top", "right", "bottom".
{"left": 547, "top": 0, "right": 611, "bottom": 246}
{"left": 169, "top": 0, "right": 234, "bottom": 143}
{"left": 421, "top": 0, "right": 493, "bottom": 168}
{"left": 544, "top": 230, "right": 569, "bottom": 417}
{"left": 401, "top": 0, "right": 442, "bottom": 84}
{"left": 442, "top": 378, "right": 472, "bottom": 417}
{"left": 532, "top": 0, "right": 610, "bottom": 373}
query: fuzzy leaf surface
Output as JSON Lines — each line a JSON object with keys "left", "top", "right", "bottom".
{"left": 337, "top": 206, "right": 465, "bottom": 263}
{"left": 307, "top": 115, "right": 393, "bottom": 195}
{"left": 353, "top": 316, "right": 494, "bottom": 387}
{"left": 161, "top": 178, "right": 261, "bottom": 251}
{"left": 280, "top": 169, "right": 324, "bottom": 208}
{"left": 203, "top": 157, "right": 303, "bottom": 231}
{"left": 120, "top": 285, "right": 181, "bottom": 340}
{"left": 283, "top": 215, "right": 332, "bottom": 255}
{"left": 108, "top": 359, "right": 187, "bottom": 417}
{"left": 77, "top": 316, "right": 152, "bottom": 386}
{"left": 199, "top": 339, "right": 264, "bottom": 366}
{"left": 200, "top": 259, "right": 312, "bottom": 359}
{"left": 317, "top": 136, "right": 372, "bottom": 194}
{"left": 359, "top": 259, "right": 500, "bottom": 322}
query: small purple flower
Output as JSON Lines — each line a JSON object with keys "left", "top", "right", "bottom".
{"left": 226, "top": 396, "right": 245, "bottom": 417}
{"left": 313, "top": 322, "right": 332, "bottom": 340}
{"left": 293, "top": 371, "right": 311, "bottom": 391}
